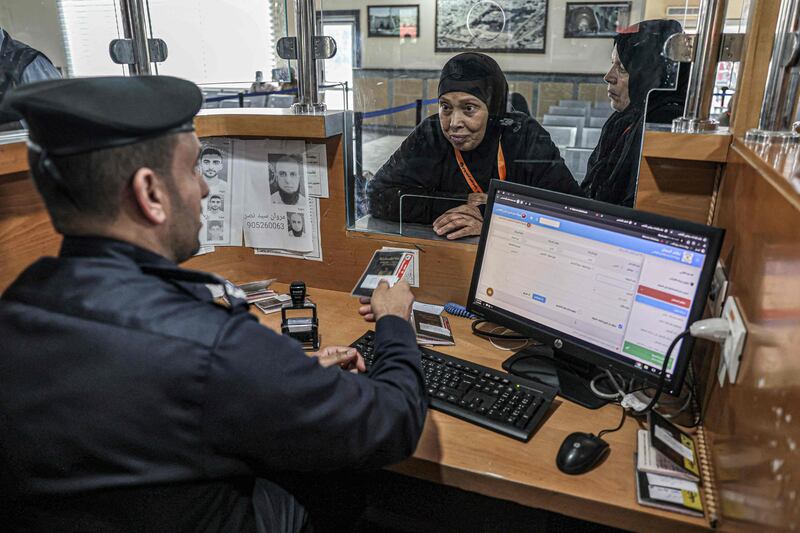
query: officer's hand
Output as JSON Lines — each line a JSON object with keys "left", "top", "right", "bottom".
{"left": 432, "top": 204, "right": 483, "bottom": 240}
{"left": 358, "top": 280, "right": 414, "bottom": 322}
{"left": 310, "top": 346, "right": 366, "bottom": 373}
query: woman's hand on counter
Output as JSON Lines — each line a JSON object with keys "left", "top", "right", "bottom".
{"left": 433, "top": 204, "right": 484, "bottom": 240}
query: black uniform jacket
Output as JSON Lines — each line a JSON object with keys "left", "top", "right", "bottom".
{"left": 0, "top": 237, "right": 427, "bottom": 532}
{"left": 366, "top": 112, "right": 583, "bottom": 224}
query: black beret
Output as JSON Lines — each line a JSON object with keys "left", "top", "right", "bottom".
{"left": 2, "top": 75, "right": 202, "bottom": 157}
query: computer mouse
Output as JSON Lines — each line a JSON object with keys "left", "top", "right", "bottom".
{"left": 556, "top": 432, "right": 610, "bottom": 475}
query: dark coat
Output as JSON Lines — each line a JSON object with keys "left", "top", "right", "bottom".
{"left": 366, "top": 113, "right": 584, "bottom": 224}
{"left": 0, "top": 236, "right": 427, "bottom": 532}
{"left": 581, "top": 19, "right": 688, "bottom": 207}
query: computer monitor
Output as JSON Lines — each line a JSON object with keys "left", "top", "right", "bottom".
{"left": 467, "top": 181, "right": 724, "bottom": 408}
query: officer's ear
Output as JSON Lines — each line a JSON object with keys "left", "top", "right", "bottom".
{"left": 130, "top": 167, "right": 169, "bottom": 225}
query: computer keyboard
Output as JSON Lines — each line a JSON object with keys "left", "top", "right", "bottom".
{"left": 350, "top": 331, "right": 556, "bottom": 442}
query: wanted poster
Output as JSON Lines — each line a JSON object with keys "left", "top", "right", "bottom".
{"left": 254, "top": 197, "right": 323, "bottom": 261}
{"left": 199, "top": 137, "right": 243, "bottom": 246}
{"left": 241, "top": 139, "right": 312, "bottom": 251}
{"left": 304, "top": 143, "right": 329, "bottom": 198}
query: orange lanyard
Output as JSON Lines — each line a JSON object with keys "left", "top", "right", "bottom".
{"left": 453, "top": 142, "right": 506, "bottom": 194}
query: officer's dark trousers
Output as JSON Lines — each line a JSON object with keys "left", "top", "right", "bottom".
{"left": 253, "top": 478, "right": 311, "bottom": 533}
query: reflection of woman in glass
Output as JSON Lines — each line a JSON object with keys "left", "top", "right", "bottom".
{"left": 582, "top": 20, "right": 688, "bottom": 207}
{"left": 287, "top": 211, "right": 305, "bottom": 237}
{"left": 367, "top": 52, "right": 582, "bottom": 239}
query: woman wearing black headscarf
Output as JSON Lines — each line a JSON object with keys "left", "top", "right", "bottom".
{"left": 581, "top": 19, "right": 688, "bottom": 207}
{"left": 367, "top": 52, "right": 582, "bottom": 240}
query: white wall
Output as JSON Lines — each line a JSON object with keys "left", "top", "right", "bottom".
{"left": 0, "top": 0, "right": 68, "bottom": 73}
{"left": 323, "top": 0, "right": 645, "bottom": 74}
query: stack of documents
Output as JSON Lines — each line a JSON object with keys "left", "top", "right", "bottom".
{"left": 411, "top": 302, "right": 454, "bottom": 346}
{"left": 237, "top": 279, "right": 276, "bottom": 304}
{"left": 635, "top": 412, "right": 703, "bottom": 517}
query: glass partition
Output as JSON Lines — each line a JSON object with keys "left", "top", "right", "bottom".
{"left": 327, "top": 0, "right": 749, "bottom": 242}
{"left": 144, "top": 0, "right": 291, "bottom": 107}
{"left": 0, "top": 0, "right": 124, "bottom": 135}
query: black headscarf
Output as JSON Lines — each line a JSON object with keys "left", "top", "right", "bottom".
{"left": 367, "top": 53, "right": 582, "bottom": 224}
{"left": 582, "top": 19, "right": 687, "bottom": 207}
{"left": 438, "top": 52, "right": 509, "bottom": 135}
{"left": 615, "top": 19, "right": 684, "bottom": 108}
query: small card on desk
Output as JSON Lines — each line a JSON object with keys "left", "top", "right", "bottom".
{"left": 412, "top": 309, "right": 454, "bottom": 346}
{"left": 648, "top": 411, "right": 700, "bottom": 479}
{"left": 635, "top": 461, "right": 704, "bottom": 517}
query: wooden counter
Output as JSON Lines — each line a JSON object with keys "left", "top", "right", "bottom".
{"left": 256, "top": 283, "right": 710, "bottom": 532}
{"left": 637, "top": 130, "right": 732, "bottom": 224}
{"left": 197, "top": 108, "right": 344, "bottom": 139}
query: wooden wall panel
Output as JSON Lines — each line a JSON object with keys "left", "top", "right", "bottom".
{"left": 0, "top": 171, "right": 61, "bottom": 290}
{"left": 704, "top": 141, "right": 800, "bottom": 531}
{"left": 636, "top": 131, "right": 730, "bottom": 223}
{"left": 636, "top": 156, "right": 718, "bottom": 223}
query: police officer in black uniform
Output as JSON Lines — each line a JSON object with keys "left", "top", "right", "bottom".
{"left": 0, "top": 76, "right": 427, "bottom": 532}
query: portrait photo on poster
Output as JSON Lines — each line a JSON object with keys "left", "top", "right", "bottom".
{"left": 199, "top": 139, "right": 233, "bottom": 193}
{"left": 206, "top": 193, "right": 225, "bottom": 217}
{"left": 207, "top": 220, "right": 225, "bottom": 243}
{"left": 287, "top": 211, "right": 305, "bottom": 237}
{"left": 268, "top": 152, "right": 307, "bottom": 207}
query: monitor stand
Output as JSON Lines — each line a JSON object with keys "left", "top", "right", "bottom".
{"left": 502, "top": 345, "right": 609, "bottom": 409}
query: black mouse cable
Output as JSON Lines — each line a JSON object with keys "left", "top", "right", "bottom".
{"left": 470, "top": 319, "right": 530, "bottom": 340}
{"left": 597, "top": 403, "right": 627, "bottom": 438}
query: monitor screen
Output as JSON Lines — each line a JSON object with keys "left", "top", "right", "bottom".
{"left": 468, "top": 181, "right": 724, "bottom": 395}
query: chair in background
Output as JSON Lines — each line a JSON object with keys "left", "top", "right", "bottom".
{"left": 563, "top": 147, "right": 593, "bottom": 185}
{"left": 559, "top": 100, "right": 591, "bottom": 113}
{"left": 219, "top": 100, "right": 239, "bottom": 108}
{"left": 267, "top": 94, "right": 295, "bottom": 108}
{"left": 589, "top": 116, "right": 607, "bottom": 128}
{"left": 542, "top": 115, "right": 584, "bottom": 147}
{"left": 548, "top": 105, "right": 588, "bottom": 117}
{"left": 246, "top": 95, "right": 267, "bottom": 108}
{"left": 541, "top": 125, "right": 578, "bottom": 153}
{"left": 591, "top": 107, "right": 613, "bottom": 117}
{"left": 580, "top": 127, "right": 602, "bottom": 149}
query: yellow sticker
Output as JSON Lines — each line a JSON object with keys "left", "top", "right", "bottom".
{"left": 680, "top": 434, "right": 700, "bottom": 475}
{"left": 682, "top": 490, "right": 704, "bottom": 512}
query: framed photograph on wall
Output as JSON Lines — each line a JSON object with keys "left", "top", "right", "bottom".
{"left": 367, "top": 5, "right": 420, "bottom": 38}
{"left": 564, "top": 2, "right": 631, "bottom": 38}
{"left": 435, "top": 0, "right": 548, "bottom": 53}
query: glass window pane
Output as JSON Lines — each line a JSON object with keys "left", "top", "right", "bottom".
{"left": 147, "top": 0, "right": 280, "bottom": 87}
{"left": 58, "top": 0, "right": 125, "bottom": 76}
{"left": 1, "top": 0, "right": 109, "bottom": 132}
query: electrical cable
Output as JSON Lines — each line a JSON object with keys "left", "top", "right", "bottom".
{"left": 486, "top": 325, "right": 534, "bottom": 351}
{"left": 598, "top": 403, "right": 627, "bottom": 438}
{"left": 589, "top": 369, "right": 628, "bottom": 400}
{"left": 640, "top": 329, "right": 692, "bottom": 413}
{"left": 470, "top": 319, "right": 529, "bottom": 340}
